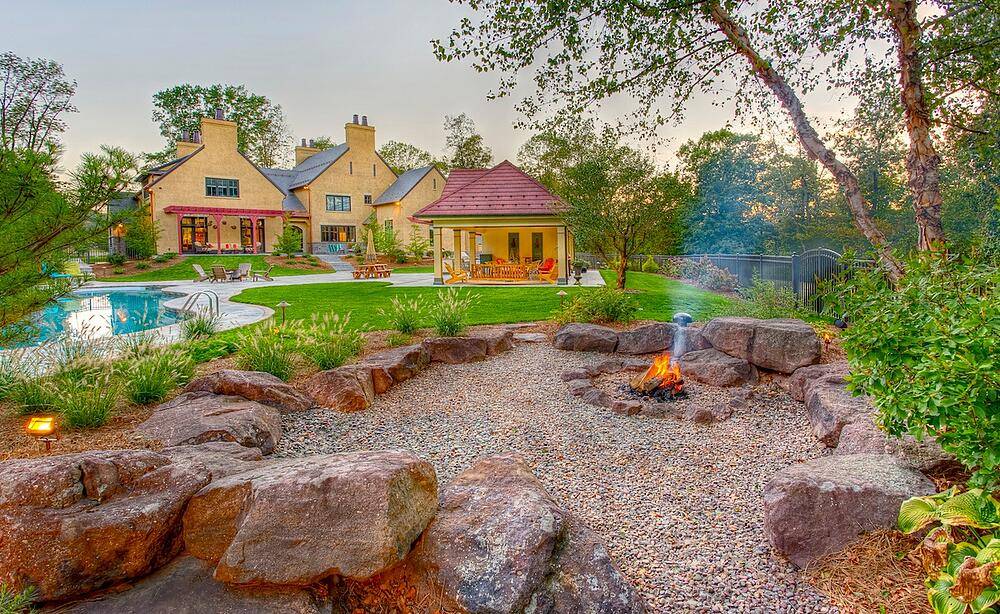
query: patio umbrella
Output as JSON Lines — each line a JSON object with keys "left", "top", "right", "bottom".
{"left": 365, "top": 228, "right": 377, "bottom": 264}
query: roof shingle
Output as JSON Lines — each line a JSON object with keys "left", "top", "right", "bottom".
{"left": 414, "top": 160, "right": 560, "bottom": 218}
{"left": 374, "top": 165, "right": 435, "bottom": 205}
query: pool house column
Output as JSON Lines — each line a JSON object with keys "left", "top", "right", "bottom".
{"left": 432, "top": 225, "right": 445, "bottom": 285}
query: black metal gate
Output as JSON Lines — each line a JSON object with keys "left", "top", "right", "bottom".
{"left": 793, "top": 248, "right": 844, "bottom": 313}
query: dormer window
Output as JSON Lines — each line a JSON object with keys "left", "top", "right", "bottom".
{"left": 206, "top": 177, "right": 239, "bottom": 198}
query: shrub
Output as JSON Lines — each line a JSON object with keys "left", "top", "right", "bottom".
{"left": 134, "top": 261, "right": 150, "bottom": 270}
{"left": 677, "top": 256, "right": 737, "bottom": 291}
{"left": 728, "top": 276, "right": 806, "bottom": 320}
{"left": 641, "top": 255, "right": 659, "bottom": 273}
{"left": 898, "top": 488, "right": 1000, "bottom": 612}
{"left": 554, "top": 287, "right": 638, "bottom": 325}
{"left": 430, "top": 289, "right": 475, "bottom": 337}
{"left": 833, "top": 255, "right": 999, "bottom": 488}
{"left": 107, "top": 252, "right": 127, "bottom": 266}
{"left": 405, "top": 228, "right": 430, "bottom": 261}
{"left": 659, "top": 258, "right": 681, "bottom": 277}
{"left": 180, "top": 311, "right": 221, "bottom": 340}
{"left": 378, "top": 295, "right": 425, "bottom": 334}
{"left": 274, "top": 216, "right": 303, "bottom": 256}
{"left": 0, "top": 583, "right": 37, "bottom": 614}
{"left": 235, "top": 324, "right": 296, "bottom": 380}
{"left": 386, "top": 332, "right": 413, "bottom": 347}
{"left": 187, "top": 337, "right": 238, "bottom": 362}
{"left": 115, "top": 330, "right": 161, "bottom": 360}
{"left": 55, "top": 374, "right": 119, "bottom": 428}
{"left": 291, "top": 313, "right": 363, "bottom": 370}
{"left": 6, "top": 378, "right": 55, "bottom": 415}
{"left": 112, "top": 266, "right": 124, "bottom": 275}
{"left": 121, "top": 348, "right": 195, "bottom": 405}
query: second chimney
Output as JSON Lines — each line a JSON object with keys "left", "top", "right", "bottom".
{"left": 214, "top": 109, "right": 224, "bottom": 120}
{"left": 361, "top": 115, "right": 368, "bottom": 126}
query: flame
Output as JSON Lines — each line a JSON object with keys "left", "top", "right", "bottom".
{"left": 645, "top": 353, "right": 684, "bottom": 392}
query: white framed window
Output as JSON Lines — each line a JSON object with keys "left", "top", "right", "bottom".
{"left": 320, "top": 225, "right": 356, "bottom": 242}
{"left": 326, "top": 195, "right": 351, "bottom": 212}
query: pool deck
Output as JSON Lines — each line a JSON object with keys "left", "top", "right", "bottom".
{"left": 82, "top": 269, "right": 605, "bottom": 341}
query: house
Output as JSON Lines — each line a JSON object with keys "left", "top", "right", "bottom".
{"left": 413, "top": 160, "right": 574, "bottom": 285}
{"left": 372, "top": 165, "right": 447, "bottom": 246}
{"left": 138, "top": 112, "right": 444, "bottom": 255}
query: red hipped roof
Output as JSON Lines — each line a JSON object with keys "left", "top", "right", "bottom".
{"left": 414, "top": 160, "right": 561, "bottom": 218}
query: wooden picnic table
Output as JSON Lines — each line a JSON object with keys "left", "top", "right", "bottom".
{"left": 352, "top": 263, "right": 393, "bottom": 279}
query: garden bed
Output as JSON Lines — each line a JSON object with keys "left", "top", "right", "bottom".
{"left": 92, "top": 254, "right": 331, "bottom": 281}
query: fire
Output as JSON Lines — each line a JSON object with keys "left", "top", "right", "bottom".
{"left": 630, "top": 352, "right": 685, "bottom": 395}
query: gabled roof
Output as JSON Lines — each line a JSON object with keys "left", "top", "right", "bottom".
{"left": 373, "top": 165, "right": 436, "bottom": 205}
{"left": 140, "top": 147, "right": 204, "bottom": 188}
{"left": 287, "top": 144, "right": 349, "bottom": 189}
{"left": 414, "top": 160, "right": 561, "bottom": 218}
{"left": 260, "top": 167, "right": 307, "bottom": 212}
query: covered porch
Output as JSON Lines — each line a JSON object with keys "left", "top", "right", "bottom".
{"left": 162, "top": 205, "right": 307, "bottom": 254}
{"left": 430, "top": 220, "right": 574, "bottom": 285}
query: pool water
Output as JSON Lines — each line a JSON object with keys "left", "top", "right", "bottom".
{"left": 23, "top": 287, "right": 180, "bottom": 345}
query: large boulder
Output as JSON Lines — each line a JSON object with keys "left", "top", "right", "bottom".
{"left": 763, "top": 454, "right": 935, "bottom": 568}
{"left": 702, "top": 317, "right": 822, "bottom": 374}
{"left": 59, "top": 556, "right": 326, "bottom": 614}
{"left": 404, "top": 455, "right": 645, "bottom": 614}
{"left": 615, "top": 322, "right": 679, "bottom": 355}
{"left": 300, "top": 366, "right": 374, "bottom": 412}
{"left": 422, "top": 336, "right": 489, "bottom": 364}
{"left": 785, "top": 362, "right": 849, "bottom": 402}
{"left": 0, "top": 450, "right": 210, "bottom": 601}
{"left": 358, "top": 343, "right": 431, "bottom": 388}
{"left": 805, "top": 378, "right": 873, "bottom": 446}
{"left": 678, "top": 348, "right": 754, "bottom": 387}
{"left": 184, "top": 369, "right": 314, "bottom": 413}
{"left": 183, "top": 449, "right": 438, "bottom": 585}
{"left": 473, "top": 329, "right": 515, "bottom": 355}
{"left": 836, "top": 417, "right": 958, "bottom": 474}
{"left": 137, "top": 392, "right": 282, "bottom": 454}
{"left": 161, "top": 441, "right": 266, "bottom": 481}
{"left": 554, "top": 323, "right": 619, "bottom": 353}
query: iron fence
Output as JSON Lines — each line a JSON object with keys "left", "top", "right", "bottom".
{"left": 74, "top": 245, "right": 143, "bottom": 264}
{"left": 577, "top": 249, "right": 874, "bottom": 313}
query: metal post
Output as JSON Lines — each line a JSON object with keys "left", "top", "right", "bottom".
{"left": 791, "top": 252, "right": 800, "bottom": 302}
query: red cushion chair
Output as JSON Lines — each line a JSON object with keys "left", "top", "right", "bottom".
{"left": 538, "top": 258, "right": 555, "bottom": 273}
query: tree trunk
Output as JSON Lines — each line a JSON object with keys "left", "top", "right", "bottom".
{"left": 886, "top": 0, "right": 947, "bottom": 252}
{"left": 617, "top": 252, "right": 628, "bottom": 289}
{"left": 705, "top": 2, "right": 905, "bottom": 282}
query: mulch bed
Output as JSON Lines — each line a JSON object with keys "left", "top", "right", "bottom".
{"left": 92, "top": 255, "right": 331, "bottom": 279}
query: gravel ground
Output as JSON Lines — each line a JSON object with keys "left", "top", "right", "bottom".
{"left": 276, "top": 342, "right": 836, "bottom": 613}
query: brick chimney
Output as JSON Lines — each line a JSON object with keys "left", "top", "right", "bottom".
{"left": 200, "top": 114, "right": 238, "bottom": 152}
{"left": 344, "top": 114, "right": 374, "bottom": 152}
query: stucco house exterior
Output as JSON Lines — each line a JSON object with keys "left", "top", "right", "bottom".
{"left": 413, "top": 160, "right": 575, "bottom": 285}
{"left": 138, "top": 112, "right": 445, "bottom": 255}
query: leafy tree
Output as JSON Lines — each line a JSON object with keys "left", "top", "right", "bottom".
{"left": 559, "top": 131, "right": 690, "bottom": 289}
{"left": 149, "top": 84, "right": 290, "bottom": 167}
{"left": 273, "top": 216, "right": 303, "bottom": 256}
{"left": 0, "top": 52, "right": 75, "bottom": 153}
{"left": 307, "top": 136, "right": 337, "bottom": 151}
{"left": 123, "top": 199, "right": 160, "bottom": 259}
{"left": 443, "top": 113, "right": 492, "bottom": 169}
{"left": 433, "top": 1, "right": 1000, "bottom": 279}
{"left": 0, "top": 52, "right": 138, "bottom": 344}
{"left": 677, "top": 129, "right": 774, "bottom": 253}
{"left": 378, "top": 140, "right": 436, "bottom": 174}
{"left": 517, "top": 116, "right": 599, "bottom": 195}
{"left": 404, "top": 225, "right": 431, "bottom": 260}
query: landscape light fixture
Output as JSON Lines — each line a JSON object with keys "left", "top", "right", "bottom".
{"left": 277, "top": 300, "right": 290, "bottom": 324}
{"left": 557, "top": 290, "right": 568, "bottom": 308}
{"left": 25, "top": 416, "right": 58, "bottom": 452}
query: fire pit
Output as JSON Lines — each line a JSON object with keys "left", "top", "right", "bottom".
{"left": 626, "top": 352, "right": 686, "bottom": 402}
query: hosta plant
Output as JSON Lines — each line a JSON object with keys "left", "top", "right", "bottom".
{"left": 900, "top": 488, "right": 1000, "bottom": 613}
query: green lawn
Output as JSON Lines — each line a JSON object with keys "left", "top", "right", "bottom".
{"left": 229, "top": 270, "right": 734, "bottom": 331}
{"left": 394, "top": 265, "right": 434, "bottom": 274}
{"left": 110, "top": 255, "right": 327, "bottom": 282}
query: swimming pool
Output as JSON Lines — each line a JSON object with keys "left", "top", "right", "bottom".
{"left": 21, "top": 287, "right": 181, "bottom": 345}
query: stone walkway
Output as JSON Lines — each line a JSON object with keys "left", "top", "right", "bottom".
{"left": 276, "top": 343, "right": 836, "bottom": 613}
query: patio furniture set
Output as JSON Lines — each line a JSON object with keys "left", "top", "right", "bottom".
{"left": 193, "top": 263, "right": 273, "bottom": 283}
{"left": 352, "top": 263, "right": 393, "bottom": 279}
{"left": 447, "top": 257, "right": 559, "bottom": 284}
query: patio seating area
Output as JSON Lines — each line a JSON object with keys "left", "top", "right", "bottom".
{"left": 467, "top": 257, "right": 559, "bottom": 284}
{"left": 352, "top": 263, "right": 393, "bottom": 279}
{"left": 194, "top": 262, "right": 273, "bottom": 283}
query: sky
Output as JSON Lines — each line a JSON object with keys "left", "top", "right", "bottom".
{"left": 2, "top": 0, "right": 854, "bottom": 172}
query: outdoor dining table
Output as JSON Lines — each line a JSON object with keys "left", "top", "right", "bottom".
{"left": 352, "top": 263, "right": 393, "bottom": 279}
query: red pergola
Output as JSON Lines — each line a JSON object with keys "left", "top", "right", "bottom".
{"left": 162, "top": 205, "right": 307, "bottom": 254}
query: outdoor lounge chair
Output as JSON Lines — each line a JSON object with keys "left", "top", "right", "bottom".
{"left": 538, "top": 258, "right": 559, "bottom": 283}
{"left": 252, "top": 264, "right": 274, "bottom": 281}
{"left": 232, "top": 262, "right": 251, "bottom": 281}
{"left": 193, "top": 264, "right": 210, "bottom": 282}
{"left": 210, "top": 265, "right": 229, "bottom": 282}
{"left": 445, "top": 262, "right": 469, "bottom": 284}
